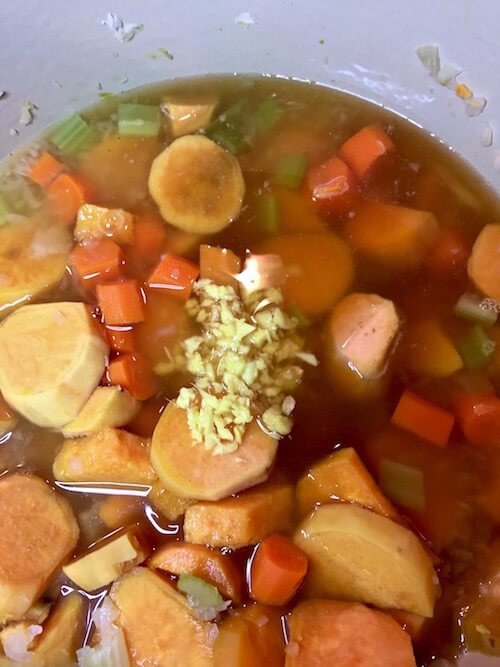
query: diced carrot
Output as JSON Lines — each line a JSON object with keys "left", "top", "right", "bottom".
{"left": 97, "top": 279, "right": 145, "bottom": 325}
{"left": 467, "top": 224, "right": 500, "bottom": 301}
{"left": 133, "top": 214, "right": 168, "bottom": 263}
{"left": 273, "top": 186, "right": 327, "bottom": 233}
{"left": 70, "top": 239, "right": 124, "bottom": 288}
{"left": 47, "top": 173, "right": 93, "bottom": 224}
{"left": 286, "top": 600, "right": 416, "bottom": 667}
{"left": 391, "top": 390, "right": 455, "bottom": 447}
{"left": 28, "top": 152, "right": 65, "bottom": 188}
{"left": 249, "top": 533, "right": 308, "bottom": 606}
{"left": 147, "top": 254, "right": 199, "bottom": 300}
{"left": 307, "top": 155, "right": 357, "bottom": 213}
{"left": 455, "top": 393, "right": 500, "bottom": 448}
{"left": 106, "top": 325, "right": 135, "bottom": 353}
{"left": 108, "top": 353, "right": 156, "bottom": 401}
{"left": 126, "top": 397, "right": 165, "bottom": 438}
{"left": 345, "top": 201, "right": 439, "bottom": 269}
{"left": 199, "top": 245, "right": 241, "bottom": 289}
{"left": 148, "top": 542, "right": 244, "bottom": 603}
{"left": 99, "top": 495, "right": 143, "bottom": 530}
{"left": 255, "top": 233, "right": 353, "bottom": 316}
{"left": 426, "top": 228, "right": 469, "bottom": 277}
{"left": 338, "top": 125, "right": 395, "bottom": 180}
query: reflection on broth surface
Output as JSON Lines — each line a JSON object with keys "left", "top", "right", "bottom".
{"left": 0, "top": 75, "right": 499, "bottom": 666}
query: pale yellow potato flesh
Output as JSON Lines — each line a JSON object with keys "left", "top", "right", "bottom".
{"left": 163, "top": 98, "right": 218, "bottom": 137}
{"left": 74, "top": 203, "right": 135, "bottom": 244}
{"left": 34, "top": 593, "right": 86, "bottom": 667}
{"left": 62, "top": 386, "right": 140, "bottom": 437}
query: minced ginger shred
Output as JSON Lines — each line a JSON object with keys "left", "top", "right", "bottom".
{"left": 176, "top": 279, "right": 316, "bottom": 455}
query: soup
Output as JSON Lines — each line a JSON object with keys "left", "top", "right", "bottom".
{"left": 0, "top": 75, "right": 499, "bottom": 666}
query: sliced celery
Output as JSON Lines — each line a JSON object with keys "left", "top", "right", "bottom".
{"left": 257, "top": 192, "right": 279, "bottom": 233}
{"left": 50, "top": 113, "right": 99, "bottom": 156}
{"left": 206, "top": 122, "right": 247, "bottom": 154}
{"left": 177, "top": 574, "right": 223, "bottom": 608}
{"left": 272, "top": 154, "right": 307, "bottom": 188}
{"left": 455, "top": 292, "right": 498, "bottom": 326}
{"left": 379, "top": 459, "right": 425, "bottom": 511}
{"left": 458, "top": 325, "right": 496, "bottom": 370}
{"left": 255, "top": 98, "right": 283, "bottom": 134}
{"left": 118, "top": 103, "right": 161, "bottom": 137}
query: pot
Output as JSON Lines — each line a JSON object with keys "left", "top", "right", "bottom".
{"left": 0, "top": 0, "right": 498, "bottom": 188}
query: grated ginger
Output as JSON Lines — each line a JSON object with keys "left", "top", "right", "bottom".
{"left": 176, "top": 279, "right": 316, "bottom": 454}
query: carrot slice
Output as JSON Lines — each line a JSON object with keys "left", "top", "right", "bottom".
{"left": 97, "top": 279, "right": 145, "bottom": 325}
{"left": 147, "top": 254, "right": 199, "bottom": 300}
{"left": 47, "top": 173, "right": 93, "bottom": 224}
{"left": 467, "top": 224, "right": 500, "bottom": 301}
{"left": 133, "top": 214, "right": 168, "bottom": 263}
{"left": 106, "top": 326, "right": 135, "bottom": 353}
{"left": 200, "top": 245, "right": 241, "bottom": 289}
{"left": 307, "top": 155, "right": 357, "bottom": 213}
{"left": 391, "top": 390, "right": 455, "bottom": 447}
{"left": 28, "top": 152, "right": 65, "bottom": 188}
{"left": 338, "top": 124, "right": 395, "bottom": 179}
{"left": 456, "top": 393, "right": 500, "bottom": 448}
{"left": 249, "top": 533, "right": 308, "bottom": 606}
{"left": 107, "top": 353, "right": 156, "bottom": 401}
{"left": 70, "top": 239, "right": 123, "bottom": 288}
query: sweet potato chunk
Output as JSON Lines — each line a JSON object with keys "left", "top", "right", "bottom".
{"left": 110, "top": 567, "right": 213, "bottom": 666}
{"left": 0, "top": 474, "right": 79, "bottom": 623}
{"left": 184, "top": 478, "right": 294, "bottom": 549}
{"left": 151, "top": 403, "right": 278, "bottom": 501}
{"left": 296, "top": 448, "right": 397, "bottom": 520}
{"left": 53, "top": 428, "right": 155, "bottom": 484}
{"left": 34, "top": 593, "right": 86, "bottom": 666}
{"left": 467, "top": 224, "right": 500, "bottom": 300}
{"left": 99, "top": 495, "right": 143, "bottom": 530}
{"left": 286, "top": 600, "right": 416, "bottom": 667}
{"left": 294, "top": 503, "right": 439, "bottom": 617}
{"left": 62, "top": 386, "right": 140, "bottom": 438}
{"left": 149, "top": 542, "right": 243, "bottom": 602}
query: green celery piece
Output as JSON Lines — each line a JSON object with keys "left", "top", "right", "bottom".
{"left": 272, "top": 154, "right": 307, "bottom": 188}
{"left": 255, "top": 98, "right": 284, "bottom": 134}
{"left": 379, "top": 459, "right": 425, "bottom": 511}
{"left": 206, "top": 122, "right": 247, "bottom": 154}
{"left": 50, "top": 113, "right": 99, "bottom": 156}
{"left": 455, "top": 292, "right": 498, "bottom": 326}
{"left": 177, "top": 574, "right": 224, "bottom": 608}
{"left": 118, "top": 103, "right": 161, "bottom": 137}
{"left": 257, "top": 192, "right": 279, "bottom": 233}
{"left": 458, "top": 325, "right": 496, "bottom": 370}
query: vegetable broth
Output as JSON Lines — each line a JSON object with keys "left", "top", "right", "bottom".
{"left": 1, "top": 75, "right": 500, "bottom": 666}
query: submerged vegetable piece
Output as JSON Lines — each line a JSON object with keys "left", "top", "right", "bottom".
{"left": 345, "top": 201, "right": 439, "bottom": 269}
{"left": 458, "top": 324, "right": 496, "bottom": 370}
{"left": 200, "top": 245, "right": 241, "bottom": 289}
{"left": 74, "top": 204, "right": 135, "bottom": 245}
{"left": 296, "top": 447, "right": 398, "bottom": 520}
{"left": 426, "top": 227, "right": 469, "bottom": 278}
{"left": 63, "top": 527, "right": 150, "bottom": 591}
{"left": 455, "top": 292, "right": 498, "bottom": 326}
{"left": 132, "top": 213, "right": 168, "bottom": 263}
{"left": 49, "top": 113, "right": 99, "bottom": 156}
{"left": 149, "top": 542, "right": 243, "bottom": 602}
{"left": 183, "top": 476, "right": 294, "bottom": 548}
{"left": 76, "top": 597, "right": 130, "bottom": 667}
{"left": 456, "top": 393, "right": 500, "bottom": 447}
{"left": 272, "top": 153, "right": 307, "bottom": 188}
{"left": 147, "top": 253, "right": 199, "bottom": 299}
{"left": 151, "top": 403, "right": 278, "bottom": 500}
{"left": 0, "top": 393, "right": 17, "bottom": 436}
{"left": 162, "top": 98, "right": 218, "bottom": 137}
{"left": 256, "top": 192, "right": 279, "bottom": 234}
{"left": 118, "top": 103, "right": 161, "bottom": 137}
{"left": 294, "top": 503, "right": 439, "bottom": 617}
{"left": 403, "top": 319, "right": 463, "bottom": 378}
{"left": 286, "top": 600, "right": 416, "bottom": 667}
{"left": 108, "top": 353, "right": 156, "bottom": 401}
{"left": 28, "top": 151, "right": 64, "bottom": 188}
{"left": 110, "top": 567, "right": 214, "bottom": 666}
{"left": 378, "top": 459, "right": 426, "bottom": 511}
{"left": 47, "top": 173, "right": 93, "bottom": 225}
{"left": 327, "top": 292, "right": 400, "bottom": 380}
{"left": 79, "top": 135, "right": 161, "bottom": 209}
{"left": 0, "top": 302, "right": 108, "bottom": 428}
{"left": 70, "top": 239, "right": 124, "bottom": 288}
{"left": 149, "top": 481, "right": 194, "bottom": 521}
{"left": 338, "top": 124, "right": 395, "bottom": 179}
{"left": 97, "top": 279, "right": 145, "bottom": 325}
{"left": 256, "top": 233, "right": 353, "bottom": 315}
{"left": 249, "top": 533, "right": 308, "bottom": 605}
{"left": 53, "top": 427, "right": 155, "bottom": 484}
{"left": 467, "top": 224, "right": 500, "bottom": 300}
{"left": 148, "top": 134, "right": 245, "bottom": 234}
{"left": 62, "top": 386, "right": 139, "bottom": 437}
{"left": 273, "top": 185, "right": 327, "bottom": 234}
{"left": 0, "top": 220, "right": 70, "bottom": 316}
{"left": 391, "top": 389, "right": 455, "bottom": 447}
{"left": 99, "top": 495, "right": 143, "bottom": 530}
{"left": 0, "top": 474, "right": 79, "bottom": 623}
{"left": 307, "top": 155, "right": 357, "bottom": 212}
{"left": 34, "top": 593, "right": 86, "bottom": 667}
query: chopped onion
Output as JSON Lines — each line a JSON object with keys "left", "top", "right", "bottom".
{"left": 416, "top": 45, "right": 441, "bottom": 77}
{"left": 465, "top": 96, "right": 487, "bottom": 117}
{"left": 29, "top": 225, "right": 72, "bottom": 259}
{"left": 1, "top": 622, "right": 42, "bottom": 662}
{"left": 77, "top": 597, "right": 130, "bottom": 667}
{"left": 436, "top": 64, "right": 461, "bottom": 87}
{"left": 481, "top": 123, "right": 494, "bottom": 148}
